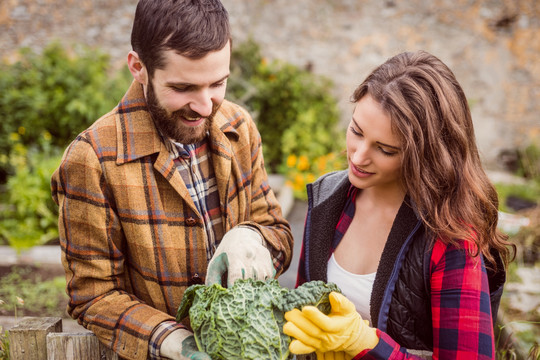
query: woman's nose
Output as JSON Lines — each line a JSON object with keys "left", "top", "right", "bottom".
{"left": 350, "top": 142, "right": 371, "bottom": 166}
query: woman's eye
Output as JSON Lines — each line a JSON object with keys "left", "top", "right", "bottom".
{"left": 380, "top": 147, "right": 398, "bottom": 157}
{"left": 350, "top": 127, "right": 362, "bottom": 136}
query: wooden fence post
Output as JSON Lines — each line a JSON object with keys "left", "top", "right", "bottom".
{"left": 9, "top": 317, "right": 62, "bottom": 360}
{"left": 47, "top": 332, "right": 118, "bottom": 360}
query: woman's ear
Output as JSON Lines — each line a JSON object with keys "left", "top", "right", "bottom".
{"left": 127, "top": 51, "right": 148, "bottom": 85}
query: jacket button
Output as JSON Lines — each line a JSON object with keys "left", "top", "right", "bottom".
{"left": 189, "top": 273, "right": 204, "bottom": 285}
{"left": 186, "top": 217, "right": 197, "bottom": 226}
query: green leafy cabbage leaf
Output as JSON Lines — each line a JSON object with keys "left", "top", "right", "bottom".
{"left": 176, "top": 279, "right": 340, "bottom": 360}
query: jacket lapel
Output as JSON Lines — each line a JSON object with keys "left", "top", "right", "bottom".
{"left": 209, "top": 103, "right": 240, "bottom": 232}
{"left": 114, "top": 80, "right": 198, "bottom": 213}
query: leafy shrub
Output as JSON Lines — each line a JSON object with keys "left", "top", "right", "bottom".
{"left": 227, "top": 39, "right": 344, "bottom": 175}
{"left": 0, "top": 42, "right": 131, "bottom": 181}
{"left": 0, "top": 133, "right": 62, "bottom": 249}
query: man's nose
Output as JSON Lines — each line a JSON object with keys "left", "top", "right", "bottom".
{"left": 189, "top": 90, "right": 213, "bottom": 118}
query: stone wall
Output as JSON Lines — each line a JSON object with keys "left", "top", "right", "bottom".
{"left": 1, "top": 0, "right": 539, "bottom": 167}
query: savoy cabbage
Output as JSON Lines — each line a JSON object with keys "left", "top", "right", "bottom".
{"left": 176, "top": 278, "right": 340, "bottom": 360}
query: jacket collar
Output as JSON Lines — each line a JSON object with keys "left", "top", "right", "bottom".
{"left": 115, "top": 80, "right": 239, "bottom": 165}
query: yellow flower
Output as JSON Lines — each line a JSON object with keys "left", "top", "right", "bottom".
{"left": 286, "top": 154, "right": 297, "bottom": 168}
{"left": 9, "top": 132, "right": 20, "bottom": 142}
{"left": 317, "top": 156, "right": 328, "bottom": 173}
{"left": 297, "top": 155, "right": 309, "bottom": 171}
{"left": 18, "top": 126, "right": 26, "bottom": 135}
{"left": 43, "top": 131, "right": 52, "bottom": 141}
{"left": 306, "top": 173, "right": 316, "bottom": 183}
{"left": 293, "top": 174, "right": 305, "bottom": 191}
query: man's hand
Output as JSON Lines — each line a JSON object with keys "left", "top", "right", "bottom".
{"left": 160, "top": 328, "right": 211, "bottom": 360}
{"left": 283, "top": 292, "right": 379, "bottom": 357}
{"left": 205, "top": 226, "right": 274, "bottom": 287}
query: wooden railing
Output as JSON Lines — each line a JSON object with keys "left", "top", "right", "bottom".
{"left": 8, "top": 317, "right": 118, "bottom": 359}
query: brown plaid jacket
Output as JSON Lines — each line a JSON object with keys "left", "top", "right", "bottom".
{"left": 51, "top": 81, "right": 293, "bottom": 359}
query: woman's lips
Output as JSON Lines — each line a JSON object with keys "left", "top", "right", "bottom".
{"left": 350, "top": 163, "right": 374, "bottom": 178}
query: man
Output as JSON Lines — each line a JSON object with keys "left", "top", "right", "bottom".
{"left": 51, "top": 1, "right": 293, "bottom": 359}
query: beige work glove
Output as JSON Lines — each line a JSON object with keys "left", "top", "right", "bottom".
{"left": 160, "top": 328, "right": 211, "bottom": 360}
{"left": 205, "top": 226, "right": 275, "bottom": 287}
{"left": 283, "top": 292, "right": 379, "bottom": 357}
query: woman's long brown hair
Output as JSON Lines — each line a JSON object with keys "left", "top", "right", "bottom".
{"left": 352, "top": 50, "right": 515, "bottom": 268}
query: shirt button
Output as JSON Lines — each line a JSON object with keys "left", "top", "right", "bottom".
{"left": 186, "top": 217, "right": 197, "bottom": 226}
{"left": 189, "top": 273, "right": 204, "bottom": 285}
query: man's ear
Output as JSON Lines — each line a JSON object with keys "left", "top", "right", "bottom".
{"left": 127, "top": 51, "right": 148, "bottom": 85}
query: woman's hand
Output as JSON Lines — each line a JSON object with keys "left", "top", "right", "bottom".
{"left": 315, "top": 350, "right": 353, "bottom": 360}
{"left": 283, "top": 292, "right": 379, "bottom": 357}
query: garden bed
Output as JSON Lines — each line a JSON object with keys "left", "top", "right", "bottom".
{"left": 0, "top": 263, "right": 68, "bottom": 318}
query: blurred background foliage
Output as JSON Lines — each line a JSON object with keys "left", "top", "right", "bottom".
{"left": 0, "top": 42, "right": 132, "bottom": 250}
{"left": 227, "top": 38, "right": 346, "bottom": 181}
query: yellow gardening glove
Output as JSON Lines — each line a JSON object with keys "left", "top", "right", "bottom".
{"left": 283, "top": 292, "right": 379, "bottom": 357}
{"left": 315, "top": 350, "right": 353, "bottom": 360}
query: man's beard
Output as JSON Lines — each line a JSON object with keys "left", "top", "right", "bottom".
{"left": 145, "top": 81, "right": 220, "bottom": 144}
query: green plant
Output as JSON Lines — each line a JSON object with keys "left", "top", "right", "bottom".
{"left": 227, "top": 39, "right": 343, "bottom": 175}
{"left": 495, "top": 182, "right": 540, "bottom": 214}
{"left": 517, "top": 142, "right": 540, "bottom": 181}
{"left": 496, "top": 321, "right": 540, "bottom": 360}
{"left": 0, "top": 326, "right": 8, "bottom": 360}
{"left": 0, "top": 41, "right": 131, "bottom": 181}
{"left": 0, "top": 266, "right": 67, "bottom": 318}
{"left": 0, "top": 133, "right": 62, "bottom": 249}
{"left": 529, "top": 343, "right": 540, "bottom": 360}
{"left": 176, "top": 278, "right": 340, "bottom": 360}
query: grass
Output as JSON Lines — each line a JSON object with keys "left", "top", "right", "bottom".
{"left": 0, "top": 265, "right": 68, "bottom": 318}
{"left": 495, "top": 181, "right": 540, "bottom": 213}
{"left": 0, "top": 327, "right": 8, "bottom": 360}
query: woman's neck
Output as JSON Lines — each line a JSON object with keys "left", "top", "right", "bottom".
{"left": 357, "top": 184, "right": 406, "bottom": 210}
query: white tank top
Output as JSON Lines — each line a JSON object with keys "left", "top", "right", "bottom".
{"left": 327, "top": 253, "right": 376, "bottom": 324}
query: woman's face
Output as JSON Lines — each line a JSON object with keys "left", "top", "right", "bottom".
{"left": 347, "top": 95, "right": 403, "bottom": 192}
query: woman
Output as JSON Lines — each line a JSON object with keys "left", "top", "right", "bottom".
{"left": 283, "top": 51, "right": 515, "bottom": 360}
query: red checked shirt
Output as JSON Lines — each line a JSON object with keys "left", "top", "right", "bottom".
{"left": 355, "top": 238, "right": 495, "bottom": 359}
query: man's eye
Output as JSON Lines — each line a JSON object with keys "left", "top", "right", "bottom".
{"left": 212, "top": 81, "right": 226, "bottom": 88}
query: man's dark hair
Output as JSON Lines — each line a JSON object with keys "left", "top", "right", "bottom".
{"left": 131, "top": 0, "right": 230, "bottom": 77}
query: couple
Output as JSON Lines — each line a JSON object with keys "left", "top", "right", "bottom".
{"left": 51, "top": 0, "right": 514, "bottom": 359}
